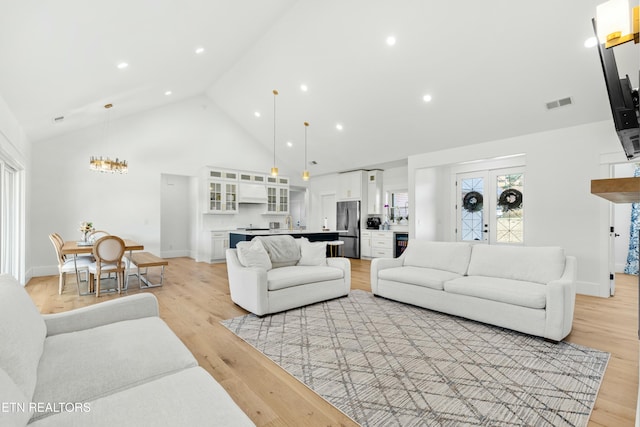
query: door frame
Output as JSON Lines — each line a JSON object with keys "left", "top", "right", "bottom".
{"left": 454, "top": 166, "right": 525, "bottom": 245}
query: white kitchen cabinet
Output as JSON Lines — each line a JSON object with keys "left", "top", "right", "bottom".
{"left": 367, "top": 170, "right": 383, "bottom": 215}
{"left": 338, "top": 170, "right": 365, "bottom": 200}
{"left": 370, "top": 231, "right": 393, "bottom": 258}
{"left": 361, "top": 230, "right": 372, "bottom": 257}
{"left": 239, "top": 172, "right": 266, "bottom": 184}
{"left": 266, "top": 176, "right": 289, "bottom": 214}
{"left": 204, "top": 168, "right": 238, "bottom": 214}
{"left": 210, "top": 231, "right": 229, "bottom": 262}
{"left": 205, "top": 180, "right": 238, "bottom": 214}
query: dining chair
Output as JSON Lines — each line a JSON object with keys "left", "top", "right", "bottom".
{"left": 88, "top": 230, "right": 110, "bottom": 243}
{"left": 49, "top": 233, "right": 91, "bottom": 295}
{"left": 89, "top": 235, "right": 126, "bottom": 297}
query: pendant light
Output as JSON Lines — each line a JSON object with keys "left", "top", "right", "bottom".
{"left": 270, "top": 89, "right": 279, "bottom": 177}
{"left": 302, "top": 121, "right": 310, "bottom": 181}
{"left": 89, "top": 103, "right": 128, "bottom": 174}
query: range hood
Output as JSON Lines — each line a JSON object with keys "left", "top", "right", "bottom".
{"left": 238, "top": 183, "right": 268, "bottom": 204}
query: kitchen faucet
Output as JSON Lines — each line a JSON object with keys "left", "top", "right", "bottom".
{"left": 285, "top": 215, "right": 293, "bottom": 230}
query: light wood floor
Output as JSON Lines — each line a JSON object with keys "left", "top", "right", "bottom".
{"left": 26, "top": 258, "right": 638, "bottom": 426}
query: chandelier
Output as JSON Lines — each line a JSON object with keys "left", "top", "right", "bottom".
{"left": 89, "top": 104, "right": 128, "bottom": 174}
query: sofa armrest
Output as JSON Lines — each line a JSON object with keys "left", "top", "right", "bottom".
{"left": 370, "top": 257, "right": 404, "bottom": 294}
{"left": 327, "top": 257, "right": 351, "bottom": 293}
{"left": 226, "top": 249, "right": 269, "bottom": 315}
{"left": 544, "top": 256, "right": 577, "bottom": 341}
{"left": 43, "top": 293, "right": 160, "bottom": 337}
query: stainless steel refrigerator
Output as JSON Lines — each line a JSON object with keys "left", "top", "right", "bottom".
{"left": 336, "top": 200, "right": 360, "bottom": 258}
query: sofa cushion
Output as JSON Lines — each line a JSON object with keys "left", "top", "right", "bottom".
{"left": 31, "top": 317, "right": 197, "bottom": 422}
{"left": 297, "top": 238, "right": 327, "bottom": 266}
{"left": 28, "top": 367, "right": 255, "bottom": 427}
{"left": 378, "top": 266, "right": 462, "bottom": 291}
{"left": 256, "top": 235, "right": 301, "bottom": 268}
{"left": 267, "top": 266, "right": 343, "bottom": 291}
{"left": 467, "top": 245, "right": 565, "bottom": 284}
{"left": 0, "top": 274, "right": 46, "bottom": 402}
{"left": 444, "top": 276, "right": 547, "bottom": 309}
{"left": 402, "top": 240, "right": 472, "bottom": 275}
{"left": 236, "top": 240, "right": 272, "bottom": 270}
{"left": 0, "top": 367, "right": 33, "bottom": 427}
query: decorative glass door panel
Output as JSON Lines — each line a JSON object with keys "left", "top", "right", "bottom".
{"left": 458, "top": 174, "right": 487, "bottom": 242}
{"left": 494, "top": 172, "right": 524, "bottom": 244}
{"left": 267, "top": 187, "right": 277, "bottom": 213}
{"left": 225, "top": 183, "right": 237, "bottom": 212}
{"left": 209, "top": 182, "right": 222, "bottom": 211}
{"left": 279, "top": 187, "right": 288, "bottom": 213}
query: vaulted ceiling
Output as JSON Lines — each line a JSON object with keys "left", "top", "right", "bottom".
{"left": 0, "top": 0, "right": 638, "bottom": 176}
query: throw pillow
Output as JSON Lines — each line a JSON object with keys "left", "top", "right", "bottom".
{"left": 297, "top": 238, "right": 327, "bottom": 266}
{"left": 236, "top": 240, "right": 272, "bottom": 270}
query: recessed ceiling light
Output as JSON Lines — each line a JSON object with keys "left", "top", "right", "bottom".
{"left": 336, "top": 123, "right": 344, "bottom": 131}
{"left": 300, "top": 84, "right": 308, "bottom": 92}
{"left": 195, "top": 47, "right": 205, "bottom": 55}
{"left": 584, "top": 37, "right": 598, "bottom": 48}
{"left": 254, "top": 111, "right": 261, "bottom": 118}
{"left": 423, "top": 94, "right": 432, "bottom": 103}
{"left": 386, "top": 36, "right": 396, "bottom": 46}
{"left": 164, "top": 90, "right": 172, "bottom": 96}
{"left": 117, "top": 62, "right": 128, "bottom": 69}
{"left": 287, "top": 141, "right": 293, "bottom": 147}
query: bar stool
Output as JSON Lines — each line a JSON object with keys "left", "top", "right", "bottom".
{"left": 327, "top": 240, "right": 344, "bottom": 257}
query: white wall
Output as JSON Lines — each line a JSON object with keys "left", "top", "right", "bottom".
{"left": 409, "top": 120, "right": 624, "bottom": 297}
{"left": 30, "top": 94, "right": 300, "bottom": 274}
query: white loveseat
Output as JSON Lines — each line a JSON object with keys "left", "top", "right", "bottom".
{"left": 226, "top": 235, "right": 351, "bottom": 316}
{"left": 371, "top": 240, "right": 577, "bottom": 341}
{"left": 0, "top": 274, "right": 254, "bottom": 427}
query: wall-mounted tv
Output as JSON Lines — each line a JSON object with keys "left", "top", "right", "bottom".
{"left": 592, "top": 19, "right": 640, "bottom": 160}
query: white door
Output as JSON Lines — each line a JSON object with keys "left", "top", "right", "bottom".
{"left": 456, "top": 167, "right": 525, "bottom": 245}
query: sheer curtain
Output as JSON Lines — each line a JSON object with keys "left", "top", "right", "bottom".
{"left": 624, "top": 164, "right": 640, "bottom": 275}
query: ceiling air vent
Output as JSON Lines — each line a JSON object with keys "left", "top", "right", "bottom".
{"left": 545, "top": 97, "right": 573, "bottom": 110}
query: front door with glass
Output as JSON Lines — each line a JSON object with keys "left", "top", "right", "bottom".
{"left": 456, "top": 168, "right": 524, "bottom": 245}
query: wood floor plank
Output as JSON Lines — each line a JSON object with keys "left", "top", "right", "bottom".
{"left": 26, "top": 258, "right": 637, "bottom": 426}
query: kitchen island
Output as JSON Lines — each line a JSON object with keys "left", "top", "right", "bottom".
{"left": 229, "top": 230, "right": 342, "bottom": 249}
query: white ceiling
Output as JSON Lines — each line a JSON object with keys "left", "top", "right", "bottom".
{"left": 0, "top": 0, "right": 638, "bottom": 176}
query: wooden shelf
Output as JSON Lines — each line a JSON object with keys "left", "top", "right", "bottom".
{"left": 591, "top": 177, "right": 640, "bottom": 203}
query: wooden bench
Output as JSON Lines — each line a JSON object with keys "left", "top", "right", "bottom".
{"left": 126, "top": 252, "right": 169, "bottom": 289}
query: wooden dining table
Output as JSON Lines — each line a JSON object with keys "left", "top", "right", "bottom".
{"left": 61, "top": 239, "right": 144, "bottom": 255}
{"left": 61, "top": 239, "right": 144, "bottom": 292}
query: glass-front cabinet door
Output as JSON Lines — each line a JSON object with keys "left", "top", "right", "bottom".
{"left": 208, "top": 181, "right": 222, "bottom": 212}
{"left": 265, "top": 176, "right": 289, "bottom": 214}
{"left": 267, "top": 186, "right": 278, "bottom": 213}
{"left": 207, "top": 181, "right": 238, "bottom": 213}
{"left": 279, "top": 187, "right": 289, "bottom": 213}
{"left": 225, "top": 183, "right": 237, "bottom": 212}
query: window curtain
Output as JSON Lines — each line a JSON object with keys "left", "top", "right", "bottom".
{"left": 624, "top": 164, "right": 640, "bottom": 275}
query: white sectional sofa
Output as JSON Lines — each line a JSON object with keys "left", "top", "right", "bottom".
{"left": 226, "top": 235, "right": 351, "bottom": 316}
{"left": 0, "top": 274, "right": 254, "bottom": 427}
{"left": 371, "top": 240, "right": 577, "bottom": 341}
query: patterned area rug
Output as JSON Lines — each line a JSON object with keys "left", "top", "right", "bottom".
{"left": 221, "top": 290, "right": 609, "bottom": 426}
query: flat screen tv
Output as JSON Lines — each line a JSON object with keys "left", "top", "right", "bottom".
{"left": 593, "top": 19, "right": 640, "bottom": 160}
